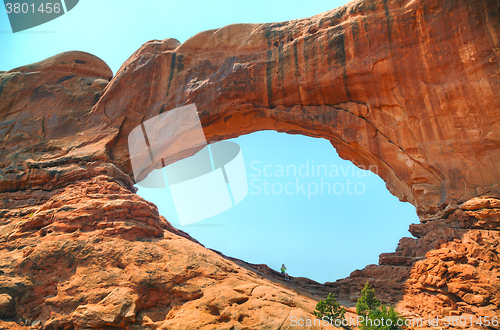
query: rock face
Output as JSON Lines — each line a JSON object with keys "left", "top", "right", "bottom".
{"left": 1, "top": 0, "right": 500, "bottom": 328}
{"left": 89, "top": 0, "right": 500, "bottom": 219}
{"left": 0, "top": 53, "right": 329, "bottom": 329}
{"left": 1, "top": 174, "right": 327, "bottom": 329}
{"left": 323, "top": 198, "right": 500, "bottom": 321}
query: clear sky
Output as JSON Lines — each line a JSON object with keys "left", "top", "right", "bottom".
{"left": 1, "top": 0, "right": 419, "bottom": 283}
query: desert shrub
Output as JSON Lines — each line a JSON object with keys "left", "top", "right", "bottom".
{"left": 315, "top": 282, "right": 406, "bottom": 330}
{"left": 356, "top": 282, "right": 405, "bottom": 330}
{"left": 314, "top": 292, "right": 351, "bottom": 329}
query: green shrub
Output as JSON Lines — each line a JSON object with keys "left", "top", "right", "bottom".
{"left": 356, "top": 282, "right": 405, "bottom": 330}
{"left": 314, "top": 292, "right": 351, "bottom": 329}
{"left": 356, "top": 281, "right": 381, "bottom": 315}
{"left": 315, "top": 282, "right": 406, "bottom": 330}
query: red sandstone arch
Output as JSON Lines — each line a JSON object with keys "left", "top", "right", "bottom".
{"left": 88, "top": 0, "right": 500, "bottom": 219}
{"left": 1, "top": 0, "right": 500, "bottom": 324}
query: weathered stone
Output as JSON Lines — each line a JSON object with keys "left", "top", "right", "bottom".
{"left": 88, "top": 0, "right": 500, "bottom": 219}
{"left": 0, "top": 293, "right": 15, "bottom": 318}
{"left": 1, "top": 0, "right": 500, "bottom": 328}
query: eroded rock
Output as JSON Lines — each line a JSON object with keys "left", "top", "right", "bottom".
{"left": 1, "top": 0, "right": 500, "bottom": 328}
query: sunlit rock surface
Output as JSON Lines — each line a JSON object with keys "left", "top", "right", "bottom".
{"left": 1, "top": 0, "right": 499, "bottom": 328}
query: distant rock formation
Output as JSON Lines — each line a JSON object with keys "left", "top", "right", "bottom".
{"left": 1, "top": 0, "right": 499, "bottom": 328}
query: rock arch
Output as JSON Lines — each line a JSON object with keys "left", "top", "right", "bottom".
{"left": 1, "top": 0, "right": 499, "bottom": 326}
{"left": 90, "top": 0, "right": 500, "bottom": 220}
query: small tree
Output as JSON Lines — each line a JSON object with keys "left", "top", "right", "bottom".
{"left": 356, "top": 282, "right": 405, "bottom": 330}
{"left": 356, "top": 281, "right": 381, "bottom": 315}
{"left": 314, "top": 293, "right": 351, "bottom": 329}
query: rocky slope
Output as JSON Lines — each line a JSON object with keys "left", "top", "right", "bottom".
{"left": 1, "top": 0, "right": 500, "bottom": 328}
{"left": 1, "top": 174, "right": 331, "bottom": 329}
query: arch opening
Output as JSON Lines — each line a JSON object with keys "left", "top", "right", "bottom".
{"left": 136, "top": 130, "right": 419, "bottom": 284}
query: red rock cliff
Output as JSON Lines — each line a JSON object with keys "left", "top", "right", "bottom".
{"left": 1, "top": 0, "right": 499, "bottom": 328}
{"left": 89, "top": 0, "right": 500, "bottom": 219}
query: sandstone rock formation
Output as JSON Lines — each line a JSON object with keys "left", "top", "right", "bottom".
{"left": 323, "top": 197, "right": 500, "bottom": 323}
{"left": 1, "top": 0, "right": 500, "bottom": 328}
{"left": 0, "top": 53, "right": 331, "bottom": 329}
{"left": 1, "top": 174, "right": 330, "bottom": 329}
{"left": 90, "top": 0, "right": 500, "bottom": 220}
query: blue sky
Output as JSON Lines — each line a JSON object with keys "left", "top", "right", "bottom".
{"left": 1, "top": 0, "right": 419, "bottom": 283}
{"left": 138, "top": 131, "right": 418, "bottom": 283}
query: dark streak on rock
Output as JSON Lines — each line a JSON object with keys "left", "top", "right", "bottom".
{"left": 93, "top": 92, "right": 102, "bottom": 105}
{"left": 57, "top": 75, "right": 75, "bottom": 84}
{"left": 202, "top": 114, "right": 223, "bottom": 127}
{"left": 292, "top": 43, "right": 300, "bottom": 74}
{"left": 277, "top": 43, "right": 285, "bottom": 85}
{"left": 167, "top": 53, "right": 177, "bottom": 96}
{"left": 362, "top": 17, "right": 372, "bottom": 49}
{"left": 176, "top": 54, "right": 185, "bottom": 71}
{"left": 266, "top": 49, "right": 274, "bottom": 107}
{"left": 383, "top": 0, "right": 392, "bottom": 44}
{"left": 0, "top": 75, "right": 11, "bottom": 97}
{"left": 329, "top": 30, "right": 350, "bottom": 99}
{"left": 351, "top": 20, "right": 360, "bottom": 51}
